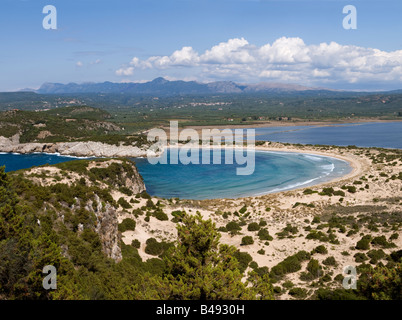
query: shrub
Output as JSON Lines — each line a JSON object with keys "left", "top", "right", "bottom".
{"left": 146, "top": 199, "right": 155, "bottom": 208}
{"left": 144, "top": 238, "right": 172, "bottom": 256}
{"left": 354, "top": 252, "right": 368, "bottom": 263}
{"left": 258, "top": 228, "right": 273, "bottom": 241}
{"left": 233, "top": 251, "right": 252, "bottom": 273}
{"left": 118, "top": 197, "right": 132, "bottom": 209}
{"left": 371, "top": 236, "right": 396, "bottom": 248}
{"left": 131, "top": 239, "right": 141, "bottom": 248}
{"left": 303, "top": 188, "right": 317, "bottom": 195}
{"left": 118, "top": 218, "right": 136, "bottom": 232}
{"left": 319, "top": 187, "right": 334, "bottom": 196}
{"left": 270, "top": 251, "right": 310, "bottom": 278}
{"left": 226, "top": 221, "right": 241, "bottom": 233}
{"left": 282, "top": 281, "right": 294, "bottom": 289}
{"left": 257, "top": 249, "right": 265, "bottom": 255}
{"left": 152, "top": 209, "right": 168, "bottom": 221}
{"left": 356, "top": 235, "right": 372, "bottom": 250}
{"left": 321, "top": 274, "right": 332, "bottom": 282}
{"left": 367, "top": 249, "right": 386, "bottom": 264}
{"left": 259, "top": 220, "right": 267, "bottom": 227}
{"left": 247, "top": 222, "right": 260, "bottom": 232}
{"left": 313, "top": 245, "right": 328, "bottom": 255}
{"left": 312, "top": 216, "right": 321, "bottom": 224}
{"left": 333, "top": 190, "right": 345, "bottom": 197}
{"left": 288, "top": 287, "right": 308, "bottom": 299}
{"left": 241, "top": 236, "right": 254, "bottom": 246}
{"left": 322, "top": 256, "right": 337, "bottom": 266}
{"left": 119, "top": 186, "right": 133, "bottom": 196}
{"left": 306, "top": 259, "right": 323, "bottom": 278}
{"left": 239, "top": 206, "right": 247, "bottom": 214}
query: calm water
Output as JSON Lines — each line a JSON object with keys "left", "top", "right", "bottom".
{"left": 134, "top": 149, "right": 351, "bottom": 200}
{"left": 255, "top": 122, "right": 402, "bottom": 149}
{"left": 0, "top": 153, "right": 90, "bottom": 172}
{"left": 1, "top": 121, "right": 400, "bottom": 200}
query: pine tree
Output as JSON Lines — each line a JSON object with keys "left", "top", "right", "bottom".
{"left": 158, "top": 212, "right": 273, "bottom": 300}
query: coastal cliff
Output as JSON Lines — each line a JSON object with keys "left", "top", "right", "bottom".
{"left": 21, "top": 158, "right": 146, "bottom": 262}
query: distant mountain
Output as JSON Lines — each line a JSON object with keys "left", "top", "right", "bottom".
{"left": 36, "top": 78, "right": 336, "bottom": 96}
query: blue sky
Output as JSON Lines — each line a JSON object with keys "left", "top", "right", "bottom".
{"left": 1, "top": 0, "right": 402, "bottom": 91}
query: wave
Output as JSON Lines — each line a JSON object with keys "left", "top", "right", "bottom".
{"left": 303, "top": 154, "right": 324, "bottom": 162}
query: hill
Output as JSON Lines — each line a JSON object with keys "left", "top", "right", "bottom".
{"left": 36, "top": 77, "right": 335, "bottom": 95}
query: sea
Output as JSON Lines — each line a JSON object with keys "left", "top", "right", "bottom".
{"left": 0, "top": 121, "right": 400, "bottom": 199}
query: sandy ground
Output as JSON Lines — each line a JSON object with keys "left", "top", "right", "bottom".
{"left": 23, "top": 143, "right": 401, "bottom": 300}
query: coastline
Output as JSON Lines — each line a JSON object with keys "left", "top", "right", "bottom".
{"left": 179, "top": 118, "right": 402, "bottom": 131}
{"left": 0, "top": 139, "right": 364, "bottom": 199}
{"left": 162, "top": 143, "right": 360, "bottom": 199}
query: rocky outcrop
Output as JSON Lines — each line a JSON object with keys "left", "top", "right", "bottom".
{"left": 86, "top": 194, "right": 122, "bottom": 262}
{"left": 0, "top": 134, "right": 161, "bottom": 158}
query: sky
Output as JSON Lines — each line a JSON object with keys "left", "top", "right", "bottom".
{"left": 1, "top": 0, "right": 402, "bottom": 91}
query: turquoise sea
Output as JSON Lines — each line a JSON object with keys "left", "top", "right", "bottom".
{"left": 0, "top": 121, "right": 400, "bottom": 199}
{"left": 134, "top": 149, "right": 351, "bottom": 200}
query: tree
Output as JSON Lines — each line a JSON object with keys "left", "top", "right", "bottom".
{"left": 358, "top": 263, "right": 402, "bottom": 300}
{"left": 154, "top": 212, "right": 273, "bottom": 300}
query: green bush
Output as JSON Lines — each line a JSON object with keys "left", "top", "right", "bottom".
{"left": 354, "top": 252, "right": 368, "bottom": 262}
{"left": 131, "top": 239, "right": 141, "bottom": 248}
{"left": 313, "top": 245, "right": 328, "bottom": 255}
{"left": 118, "top": 218, "right": 136, "bottom": 232}
{"left": 119, "top": 186, "right": 133, "bottom": 196}
{"left": 371, "top": 236, "right": 396, "bottom": 248}
{"left": 233, "top": 251, "right": 252, "bottom": 273}
{"left": 367, "top": 249, "right": 386, "bottom": 264}
{"left": 271, "top": 251, "right": 310, "bottom": 278}
{"left": 239, "top": 206, "right": 247, "bottom": 214}
{"left": 144, "top": 238, "right": 172, "bottom": 257}
{"left": 322, "top": 256, "right": 337, "bottom": 266}
{"left": 288, "top": 287, "right": 308, "bottom": 299}
{"left": 247, "top": 222, "right": 260, "bottom": 232}
{"left": 257, "top": 228, "right": 273, "bottom": 241}
{"left": 118, "top": 197, "right": 132, "bottom": 209}
{"left": 226, "top": 221, "right": 241, "bottom": 233}
{"left": 152, "top": 209, "right": 169, "bottom": 221}
{"left": 356, "top": 235, "right": 372, "bottom": 250}
{"left": 306, "top": 259, "right": 323, "bottom": 278}
{"left": 241, "top": 236, "right": 254, "bottom": 246}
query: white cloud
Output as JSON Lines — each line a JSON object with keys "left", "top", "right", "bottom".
{"left": 76, "top": 61, "right": 83, "bottom": 67}
{"left": 116, "top": 37, "right": 402, "bottom": 87}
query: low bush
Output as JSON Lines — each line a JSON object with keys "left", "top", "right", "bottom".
{"left": 247, "top": 222, "right": 260, "bottom": 232}
{"left": 355, "top": 235, "right": 372, "bottom": 250}
{"left": 118, "top": 218, "right": 136, "bottom": 232}
{"left": 322, "top": 256, "right": 337, "bottom": 266}
{"left": 241, "top": 236, "right": 254, "bottom": 246}
{"left": 258, "top": 228, "right": 273, "bottom": 241}
{"left": 313, "top": 245, "right": 328, "bottom": 255}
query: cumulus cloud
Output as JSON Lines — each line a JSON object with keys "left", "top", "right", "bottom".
{"left": 116, "top": 37, "right": 402, "bottom": 87}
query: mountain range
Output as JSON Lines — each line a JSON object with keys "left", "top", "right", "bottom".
{"left": 34, "top": 77, "right": 337, "bottom": 96}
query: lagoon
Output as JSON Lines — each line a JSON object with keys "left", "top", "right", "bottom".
{"left": 255, "top": 122, "right": 402, "bottom": 149}
{"left": 134, "top": 149, "right": 351, "bottom": 200}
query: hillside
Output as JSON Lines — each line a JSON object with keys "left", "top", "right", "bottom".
{"left": 0, "top": 144, "right": 401, "bottom": 300}
{"left": 0, "top": 158, "right": 274, "bottom": 300}
{"left": 36, "top": 78, "right": 329, "bottom": 95}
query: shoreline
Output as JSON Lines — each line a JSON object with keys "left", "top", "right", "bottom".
{"left": 0, "top": 143, "right": 366, "bottom": 200}
{"left": 179, "top": 118, "right": 402, "bottom": 131}
{"left": 161, "top": 144, "right": 362, "bottom": 200}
